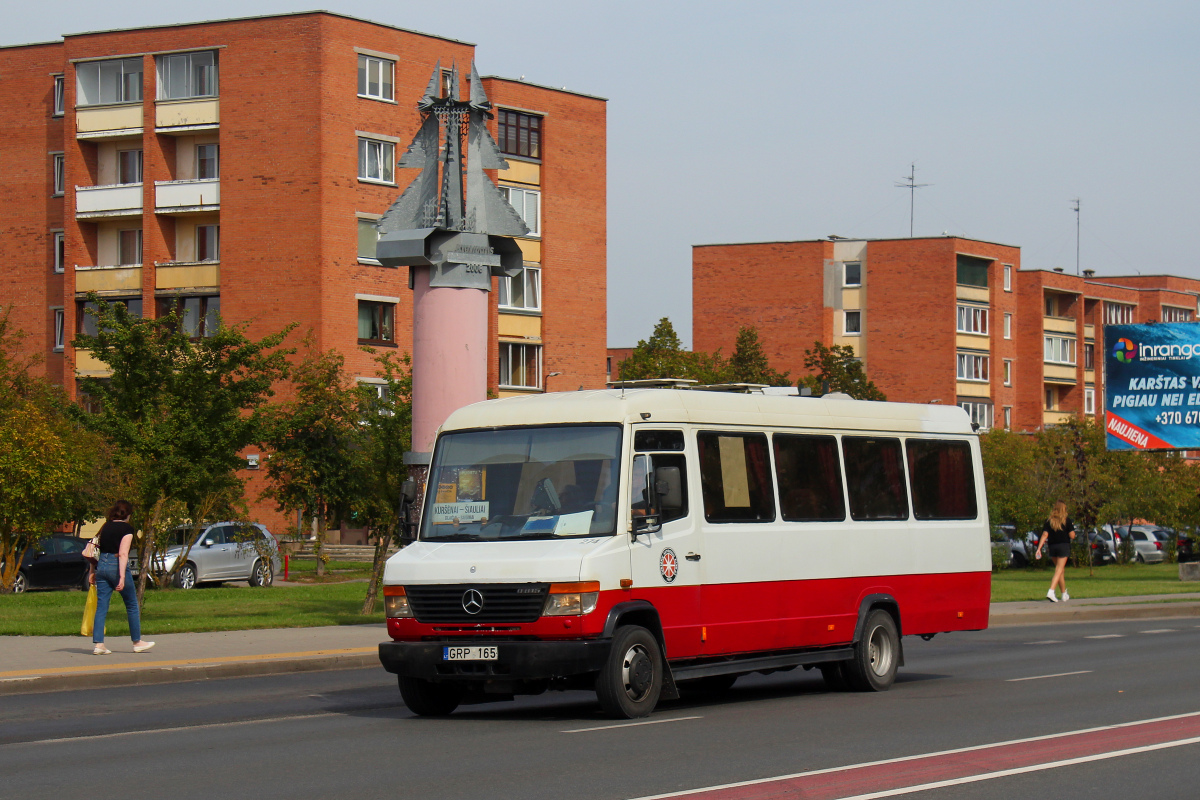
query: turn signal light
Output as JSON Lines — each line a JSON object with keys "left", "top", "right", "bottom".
{"left": 383, "top": 585, "right": 412, "bottom": 618}
{"left": 543, "top": 581, "right": 600, "bottom": 616}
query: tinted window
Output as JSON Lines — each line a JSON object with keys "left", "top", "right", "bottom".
{"left": 697, "top": 432, "right": 775, "bottom": 523}
{"left": 842, "top": 437, "right": 908, "bottom": 521}
{"left": 773, "top": 434, "right": 845, "bottom": 522}
{"left": 57, "top": 537, "right": 85, "bottom": 555}
{"left": 634, "top": 429, "right": 685, "bottom": 452}
{"left": 906, "top": 439, "right": 978, "bottom": 520}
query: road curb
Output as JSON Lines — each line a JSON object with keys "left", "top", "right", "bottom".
{"left": 990, "top": 602, "right": 1200, "bottom": 626}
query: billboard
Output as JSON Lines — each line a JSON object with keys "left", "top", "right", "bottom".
{"left": 1105, "top": 322, "right": 1200, "bottom": 450}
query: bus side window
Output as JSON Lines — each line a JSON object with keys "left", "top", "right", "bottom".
{"left": 842, "top": 437, "right": 908, "bottom": 521}
{"left": 906, "top": 439, "right": 977, "bottom": 520}
{"left": 697, "top": 431, "right": 775, "bottom": 523}
{"left": 774, "top": 434, "right": 845, "bottom": 522}
{"left": 652, "top": 454, "right": 688, "bottom": 523}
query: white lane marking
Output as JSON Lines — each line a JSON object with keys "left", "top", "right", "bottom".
{"left": 1141, "top": 629, "right": 1177, "bottom": 634}
{"left": 1025, "top": 640, "right": 1064, "bottom": 645}
{"left": 1007, "top": 670, "right": 1093, "bottom": 682}
{"left": 1085, "top": 634, "right": 1124, "bottom": 639}
{"left": 563, "top": 715, "right": 702, "bottom": 734}
{"left": 624, "top": 710, "right": 1200, "bottom": 800}
{"left": 2, "top": 712, "right": 340, "bottom": 747}
{"left": 833, "top": 736, "right": 1200, "bottom": 800}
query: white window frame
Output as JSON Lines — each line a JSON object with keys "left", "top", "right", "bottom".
{"left": 956, "top": 351, "right": 989, "bottom": 382}
{"left": 1084, "top": 386, "right": 1096, "bottom": 415}
{"left": 1163, "top": 306, "right": 1193, "bottom": 323}
{"left": 117, "top": 149, "right": 143, "bottom": 185}
{"left": 1104, "top": 302, "right": 1134, "bottom": 325}
{"left": 499, "top": 186, "right": 541, "bottom": 236}
{"left": 196, "top": 224, "right": 219, "bottom": 262}
{"left": 76, "top": 58, "right": 143, "bottom": 106}
{"left": 843, "top": 261, "right": 862, "bottom": 287}
{"left": 196, "top": 144, "right": 219, "bottom": 180}
{"left": 118, "top": 228, "right": 143, "bottom": 266}
{"left": 357, "top": 136, "right": 395, "bottom": 184}
{"left": 52, "top": 75, "right": 64, "bottom": 116}
{"left": 957, "top": 401, "right": 993, "bottom": 430}
{"left": 357, "top": 215, "right": 381, "bottom": 264}
{"left": 843, "top": 310, "right": 862, "bottom": 336}
{"left": 1003, "top": 264, "right": 1012, "bottom": 292}
{"left": 156, "top": 50, "right": 218, "bottom": 100}
{"left": 357, "top": 54, "right": 395, "bottom": 102}
{"left": 1043, "top": 335, "right": 1076, "bottom": 365}
{"left": 1003, "top": 359, "right": 1013, "bottom": 387}
{"left": 1004, "top": 312, "right": 1012, "bottom": 339}
{"left": 1003, "top": 406, "right": 1012, "bottom": 430}
{"left": 499, "top": 266, "right": 542, "bottom": 312}
{"left": 956, "top": 304, "right": 988, "bottom": 335}
{"left": 52, "top": 230, "right": 65, "bottom": 273}
{"left": 499, "top": 342, "right": 542, "bottom": 390}
{"left": 1045, "top": 387, "right": 1057, "bottom": 411}
{"left": 52, "top": 307, "right": 64, "bottom": 350}
{"left": 51, "top": 152, "right": 64, "bottom": 195}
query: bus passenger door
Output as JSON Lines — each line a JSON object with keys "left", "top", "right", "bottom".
{"left": 627, "top": 447, "right": 704, "bottom": 660}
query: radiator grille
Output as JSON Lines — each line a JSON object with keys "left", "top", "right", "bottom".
{"left": 406, "top": 584, "right": 549, "bottom": 623}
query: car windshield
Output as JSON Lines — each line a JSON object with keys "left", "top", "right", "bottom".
{"left": 421, "top": 425, "right": 622, "bottom": 541}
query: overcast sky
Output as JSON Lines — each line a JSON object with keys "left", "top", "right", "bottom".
{"left": 7, "top": 1, "right": 1198, "bottom": 347}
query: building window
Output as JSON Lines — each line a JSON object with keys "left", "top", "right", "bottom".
{"left": 1045, "top": 387, "right": 1057, "bottom": 411}
{"left": 440, "top": 69, "right": 455, "bottom": 99}
{"left": 1044, "top": 335, "right": 1076, "bottom": 365}
{"left": 499, "top": 186, "right": 540, "bottom": 236}
{"left": 77, "top": 297, "right": 142, "bottom": 336}
{"left": 357, "top": 300, "right": 394, "bottom": 344}
{"left": 53, "top": 75, "right": 64, "bottom": 116}
{"left": 497, "top": 109, "right": 542, "bottom": 159}
{"left": 53, "top": 231, "right": 65, "bottom": 273}
{"left": 357, "top": 55, "right": 394, "bottom": 101}
{"left": 358, "top": 137, "right": 394, "bottom": 183}
{"left": 196, "top": 224, "right": 219, "bottom": 261}
{"left": 1003, "top": 406, "right": 1012, "bottom": 430}
{"left": 499, "top": 266, "right": 541, "bottom": 311}
{"left": 844, "top": 262, "right": 862, "bottom": 287}
{"left": 357, "top": 218, "right": 379, "bottom": 262}
{"left": 76, "top": 58, "right": 143, "bottom": 106}
{"left": 52, "top": 153, "right": 64, "bottom": 195}
{"left": 197, "top": 144, "right": 219, "bottom": 179}
{"left": 956, "top": 255, "right": 989, "bottom": 288}
{"left": 157, "top": 51, "right": 217, "bottom": 100}
{"left": 118, "top": 229, "right": 142, "bottom": 265}
{"left": 1004, "top": 312, "right": 1012, "bottom": 339}
{"left": 844, "top": 310, "right": 862, "bottom": 335}
{"left": 499, "top": 342, "right": 542, "bottom": 389}
{"left": 956, "top": 351, "right": 989, "bottom": 382}
{"left": 1163, "top": 306, "right": 1193, "bottom": 323}
{"left": 1003, "top": 264, "right": 1012, "bottom": 291}
{"left": 1003, "top": 359, "right": 1013, "bottom": 386}
{"left": 1105, "top": 302, "right": 1134, "bottom": 325}
{"left": 957, "top": 401, "right": 993, "bottom": 431}
{"left": 157, "top": 295, "right": 220, "bottom": 338}
{"left": 117, "top": 149, "right": 143, "bottom": 184}
{"left": 1085, "top": 386, "right": 1096, "bottom": 415}
{"left": 53, "top": 308, "right": 65, "bottom": 350}
{"left": 956, "top": 304, "right": 988, "bottom": 335}
{"left": 1084, "top": 342, "right": 1095, "bottom": 370}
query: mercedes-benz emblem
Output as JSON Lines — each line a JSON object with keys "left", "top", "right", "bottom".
{"left": 462, "top": 589, "right": 484, "bottom": 615}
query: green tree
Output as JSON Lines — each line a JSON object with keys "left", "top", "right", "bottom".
{"left": 980, "top": 428, "right": 1043, "bottom": 541}
{"left": 356, "top": 350, "right": 414, "bottom": 615}
{"left": 617, "top": 317, "right": 727, "bottom": 384}
{"left": 726, "top": 326, "right": 791, "bottom": 385}
{"left": 798, "top": 341, "right": 887, "bottom": 400}
{"left": 73, "top": 295, "right": 293, "bottom": 601}
{"left": 261, "top": 341, "right": 365, "bottom": 577}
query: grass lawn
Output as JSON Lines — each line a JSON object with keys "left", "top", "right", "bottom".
{"left": 283, "top": 559, "right": 376, "bottom": 583}
{"left": 992, "top": 561, "right": 1200, "bottom": 602}
{"left": 0, "top": 582, "right": 384, "bottom": 637}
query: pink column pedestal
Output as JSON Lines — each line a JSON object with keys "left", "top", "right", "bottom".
{"left": 410, "top": 266, "right": 489, "bottom": 457}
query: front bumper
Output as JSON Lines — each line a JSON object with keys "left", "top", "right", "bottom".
{"left": 378, "top": 639, "right": 611, "bottom": 682}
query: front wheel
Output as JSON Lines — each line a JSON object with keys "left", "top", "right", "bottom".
{"left": 845, "top": 609, "right": 900, "bottom": 692}
{"left": 596, "top": 625, "right": 663, "bottom": 719}
{"left": 398, "top": 676, "right": 462, "bottom": 716}
{"left": 248, "top": 560, "right": 273, "bottom": 587}
{"left": 1135, "top": 553, "right": 1145, "bottom": 564}
{"left": 175, "top": 564, "right": 197, "bottom": 590}
{"left": 13, "top": 571, "right": 28, "bottom": 594}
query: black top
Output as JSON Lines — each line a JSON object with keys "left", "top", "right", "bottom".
{"left": 1042, "top": 517, "right": 1075, "bottom": 547}
{"left": 97, "top": 520, "right": 136, "bottom": 555}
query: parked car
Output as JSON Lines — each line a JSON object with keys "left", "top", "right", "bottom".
{"left": 1177, "top": 528, "right": 1196, "bottom": 563}
{"left": 1, "top": 533, "right": 90, "bottom": 593}
{"left": 995, "top": 524, "right": 1039, "bottom": 567}
{"left": 151, "top": 522, "right": 280, "bottom": 589}
{"left": 1091, "top": 527, "right": 1125, "bottom": 564}
{"left": 1118, "top": 525, "right": 1166, "bottom": 564}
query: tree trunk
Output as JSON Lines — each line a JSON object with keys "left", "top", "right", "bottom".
{"left": 361, "top": 525, "right": 393, "bottom": 615}
{"left": 313, "top": 514, "right": 326, "bottom": 578}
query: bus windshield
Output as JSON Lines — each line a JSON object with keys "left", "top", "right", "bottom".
{"left": 420, "top": 425, "right": 622, "bottom": 541}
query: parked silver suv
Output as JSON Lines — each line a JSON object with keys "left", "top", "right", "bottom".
{"left": 154, "top": 522, "right": 280, "bottom": 589}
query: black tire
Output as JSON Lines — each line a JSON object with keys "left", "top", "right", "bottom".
{"left": 845, "top": 609, "right": 900, "bottom": 692}
{"left": 596, "top": 625, "right": 663, "bottom": 719}
{"left": 1135, "top": 552, "right": 1145, "bottom": 564}
{"left": 13, "top": 571, "right": 28, "bottom": 594}
{"left": 175, "top": 564, "right": 197, "bottom": 590}
{"left": 398, "top": 676, "right": 462, "bottom": 716}
{"left": 679, "top": 673, "right": 738, "bottom": 698}
{"left": 1011, "top": 552, "right": 1028, "bottom": 568}
{"left": 249, "top": 559, "right": 273, "bottom": 587}
{"left": 819, "top": 661, "right": 851, "bottom": 691}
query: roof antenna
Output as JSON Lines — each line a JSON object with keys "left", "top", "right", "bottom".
{"left": 895, "top": 162, "right": 931, "bottom": 238}
{"left": 1072, "top": 197, "right": 1081, "bottom": 275}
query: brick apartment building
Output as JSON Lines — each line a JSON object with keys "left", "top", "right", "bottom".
{"left": 691, "top": 236, "right": 1200, "bottom": 432}
{"left": 0, "top": 12, "right": 607, "bottom": 533}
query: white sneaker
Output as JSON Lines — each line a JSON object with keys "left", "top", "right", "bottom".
{"left": 1047, "top": 589, "right": 1059, "bottom": 603}
{"left": 1062, "top": 591, "right": 1070, "bottom": 602}
{"left": 133, "top": 641, "right": 156, "bottom": 653}
{"left": 93, "top": 645, "right": 111, "bottom": 655}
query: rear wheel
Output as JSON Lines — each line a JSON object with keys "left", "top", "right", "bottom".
{"left": 596, "top": 625, "right": 663, "bottom": 718}
{"left": 13, "top": 571, "right": 28, "bottom": 594}
{"left": 1135, "top": 552, "right": 1145, "bottom": 564}
{"left": 248, "top": 560, "right": 273, "bottom": 587}
{"left": 175, "top": 564, "right": 197, "bottom": 590}
{"left": 845, "top": 609, "right": 900, "bottom": 692}
{"left": 398, "top": 676, "right": 462, "bottom": 716}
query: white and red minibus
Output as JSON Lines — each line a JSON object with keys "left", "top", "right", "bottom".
{"left": 378, "top": 387, "right": 991, "bottom": 718}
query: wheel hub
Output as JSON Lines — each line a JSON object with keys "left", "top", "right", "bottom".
{"left": 623, "top": 646, "right": 653, "bottom": 699}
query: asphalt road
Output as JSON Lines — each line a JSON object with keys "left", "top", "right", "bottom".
{"left": 4, "top": 618, "right": 1200, "bottom": 800}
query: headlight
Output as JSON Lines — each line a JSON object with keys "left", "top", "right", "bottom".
{"left": 542, "top": 582, "right": 600, "bottom": 616}
{"left": 383, "top": 586, "right": 412, "bottom": 618}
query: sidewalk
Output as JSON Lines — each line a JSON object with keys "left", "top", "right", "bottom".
{"left": 4, "top": 594, "right": 1200, "bottom": 696}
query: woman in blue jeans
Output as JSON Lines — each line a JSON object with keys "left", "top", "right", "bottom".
{"left": 88, "top": 500, "right": 154, "bottom": 655}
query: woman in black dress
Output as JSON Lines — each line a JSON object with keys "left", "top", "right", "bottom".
{"left": 1035, "top": 500, "right": 1075, "bottom": 603}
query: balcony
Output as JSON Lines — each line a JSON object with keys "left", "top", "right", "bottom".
{"left": 156, "top": 261, "right": 220, "bottom": 290}
{"left": 1043, "top": 410, "right": 1074, "bottom": 426}
{"left": 76, "top": 104, "right": 143, "bottom": 139}
{"left": 75, "top": 264, "right": 142, "bottom": 293}
{"left": 156, "top": 98, "right": 220, "bottom": 132}
{"left": 75, "top": 183, "right": 142, "bottom": 219}
{"left": 75, "top": 349, "right": 112, "bottom": 377}
{"left": 155, "top": 179, "right": 219, "bottom": 213}
{"left": 1044, "top": 364, "right": 1077, "bottom": 384}
{"left": 1043, "top": 315, "right": 1077, "bottom": 334}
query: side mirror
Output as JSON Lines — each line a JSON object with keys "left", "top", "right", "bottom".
{"left": 654, "top": 466, "right": 682, "bottom": 511}
{"left": 398, "top": 479, "right": 419, "bottom": 543}
{"left": 400, "top": 479, "right": 417, "bottom": 504}
{"left": 203, "top": 539, "right": 214, "bottom": 548}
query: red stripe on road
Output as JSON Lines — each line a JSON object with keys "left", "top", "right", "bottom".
{"left": 632, "top": 712, "right": 1200, "bottom": 800}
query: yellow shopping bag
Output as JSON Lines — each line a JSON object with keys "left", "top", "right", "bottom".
{"left": 81, "top": 584, "right": 97, "bottom": 636}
